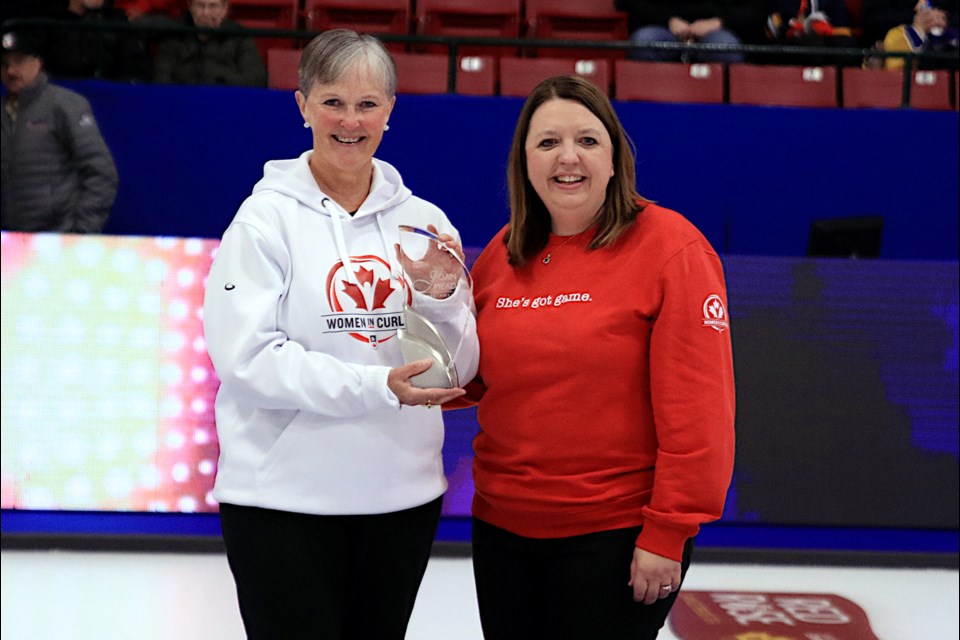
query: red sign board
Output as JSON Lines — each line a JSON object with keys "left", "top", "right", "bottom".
{"left": 668, "top": 591, "right": 881, "bottom": 640}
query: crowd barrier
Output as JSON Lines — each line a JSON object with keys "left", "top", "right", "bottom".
{"left": 47, "top": 79, "right": 959, "bottom": 263}
{"left": 4, "top": 15, "right": 959, "bottom": 107}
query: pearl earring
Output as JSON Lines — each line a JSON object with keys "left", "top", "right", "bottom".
{"left": 303, "top": 122, "right": 310, "bottom": 129}
{"left": 383, "top": 123, "right": 390, "bottom": 131}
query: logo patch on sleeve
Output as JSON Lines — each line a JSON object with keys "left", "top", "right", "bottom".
{"left": 702, "top": 294, "right": 728, "bottom": 332}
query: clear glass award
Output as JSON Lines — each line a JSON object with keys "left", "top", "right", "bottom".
{"left": 396, "top": 225, "right": 472, "bottom": 389}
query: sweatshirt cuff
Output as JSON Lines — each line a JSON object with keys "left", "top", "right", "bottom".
{"left": 635, "top": 521, "right": 695, "bottom": 563}
{"left": 361, "top": 365, "right": 400, "bottom": 411}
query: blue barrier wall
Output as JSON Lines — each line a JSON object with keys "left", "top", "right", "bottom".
{"left": 69, "top": 80, "right": 959, "bottom": 260}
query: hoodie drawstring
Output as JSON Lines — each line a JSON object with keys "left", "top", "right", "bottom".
{"left": 325, "top": 197, "right": 360, "bottom": 286}
{"left": 326, "top": 198, "right": 404, "bottom": 293}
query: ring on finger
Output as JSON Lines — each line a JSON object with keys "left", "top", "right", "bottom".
{"left": 425, "top": 401, "right": 434, "bottom": 409}
{"left": 660, "top": 585, "right": 672, "bottom": 592}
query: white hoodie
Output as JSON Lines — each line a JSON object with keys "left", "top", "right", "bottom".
{"left": 203, "top": 151, "right": 479, "bottom": 515}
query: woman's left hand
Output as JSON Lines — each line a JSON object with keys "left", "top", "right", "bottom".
{"left": 628, "top": 547, "right": 682, "bottom": 604}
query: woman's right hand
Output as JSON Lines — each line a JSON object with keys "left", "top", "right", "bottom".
{"left": 396, "top": 225, "right": 465, "bottom": 300}
{"left": 388, "top": 358, "right": 466, "bottom": 408}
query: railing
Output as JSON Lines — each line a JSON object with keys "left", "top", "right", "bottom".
{"left": 4, "top": 16, "right": 958, "bottom": 107}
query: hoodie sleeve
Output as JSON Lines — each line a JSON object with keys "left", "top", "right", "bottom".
{"left": 203, "top": 217, "right": 400, "bottom": 417}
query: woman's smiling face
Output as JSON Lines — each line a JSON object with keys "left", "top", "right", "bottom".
{"left": 524, "top": 97, "right": 614, "bottom": 230}
{"left": 297, "top": 60, "right": 395, "bottom": 175}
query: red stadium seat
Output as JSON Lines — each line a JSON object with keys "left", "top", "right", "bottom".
{"left": 268, "top": 49, "right": 495, "bottom": 96}
{"left": 266, "top": 47, "right": 301, "bottom": 90}
{"left": 414, "top": 0, "right": 522, "bottom": 57}
{"left": 842, "top": 68, "right": 902, "bottom": 109}
{"left": 229, "top": 0, "right": 299, "bottom": 60}
{"left": 953, "top": 71, "right": 960, "bottom": 111}
{"left": 843, "top": 69, "right": 954, "bottom": 110}
{"left": 303, "top": 0, "right": 410, "bottom": 52}
{"left": 729, "top": 64, "right": 838, "bottom": 108}
{"left": 454, "top": 55, "right": 498, "bottom": 96}
{"left": 523, "top": 0, "right": 629, "bottom": 60}
{"left": 910, "top": 69, "right": 952, "bottom": 111}
{"left": 391, "top": 52, "right": 497, "bottom": 95}
{"left": 230, "top": 0, "right": 298, "bottom": 26}
{"left": 393, "top": 52, "right": 448, "bottom": 93}
{"left": 499, "top": 57, "right": 610, "bottom": 97}
{"left": 614, "top": 61, "right": 723, "bottom": 104}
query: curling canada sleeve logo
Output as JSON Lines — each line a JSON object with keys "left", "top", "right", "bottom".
{"left": 702, "top": 294, "right": 729, "bottom": 332}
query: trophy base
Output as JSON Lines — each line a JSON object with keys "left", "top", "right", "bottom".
{"left": 397, "top": 307, "right": 458, "bottom": 389}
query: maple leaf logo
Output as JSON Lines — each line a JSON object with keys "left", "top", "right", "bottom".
{"left": 339, "top": 265, "right": 396, "bottom": 311}
{"left": 341, "top": 281, "right": 366, "bottom": 309}
{"left": 371, "top": 277, "right": 394, "bottom": 309}
{"left": 708, "top": 299, "right": 724, "bottom": 319}
{"left": 356, "top": 265, "right": 376, "bottom": 287}
{"left": 702, "top": 294, "right": 729, "bottom": 332}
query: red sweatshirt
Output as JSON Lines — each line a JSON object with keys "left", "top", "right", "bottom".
{"left": 469, "top": 204, "right": 735, "bottom": 562}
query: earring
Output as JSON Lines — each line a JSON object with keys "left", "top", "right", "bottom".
{"left": 383, "top": 123, "right": 390, "bottom": 131}
{"left": 303, "top": 122, "right": 310, "bottom": 129}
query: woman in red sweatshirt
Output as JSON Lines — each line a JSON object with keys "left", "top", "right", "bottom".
{"left": 466, "top": 75, "right": 736, "bottom": 639}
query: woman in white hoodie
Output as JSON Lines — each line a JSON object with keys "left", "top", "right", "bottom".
{"left": 202, "top": 29, "right": 478, "bottom": 639}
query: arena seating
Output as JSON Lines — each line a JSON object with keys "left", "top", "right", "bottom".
{"left": 266, "top": 47, "right": 301, "bottom": 90}
{"left": 228, "top": 0, "right": 300, "bottom": 59}
{"left": 303, "top": 0, "right": 410, "bottom": 52}
{"left": 392, "top": 52, "right": 496, "bottom": 95}
{"left": 522, "top": 0, "right": 628, "bottom": 60}
{"left": 133, "top": 2, "right": 953, "bottom": 109}
{"left": 414, "top": 0, "right": 522, "bottom": 56}
{"left": 729, "top": 63, "right": 839, "bottom": 108}
{"left": 499, "top": 56, "right": 611, "bottom": 97}
{"left": 614, "top": 61, "right": 724, "bottom": 104}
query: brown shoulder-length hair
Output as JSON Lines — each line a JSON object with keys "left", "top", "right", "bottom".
{"left": 504, "top": 75, "right": 646, "bottom": 266}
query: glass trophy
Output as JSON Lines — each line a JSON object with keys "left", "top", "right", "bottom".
{"left": 396, "top": 225, "right": 472, "bottom": 389}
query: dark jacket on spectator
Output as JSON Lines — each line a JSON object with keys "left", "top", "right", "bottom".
{"left": 615, "top": 0, "right": 769, "bottom": 44}
{"left": 1, "top": 72, "right": 118, "bottom": 233}
{"left": 152, "top": 14, "right": 266, "bottom": 87}
{"left": 45, "top": 0, "right": 152, "bottom": 81}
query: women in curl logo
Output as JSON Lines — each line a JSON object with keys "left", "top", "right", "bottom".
{"left": 325, "top": 255, "right": 404, "bottom": 346}
{"left": 702, "top": 293, "right": 729, "bottom": 332}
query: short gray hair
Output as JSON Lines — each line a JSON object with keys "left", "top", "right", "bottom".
{"left": 298, "top": 29, "right": 397, "bottom": 98}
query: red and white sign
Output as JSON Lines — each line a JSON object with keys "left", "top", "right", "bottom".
{"left": 668, "top": 591, "right": 881, "bottom": 640}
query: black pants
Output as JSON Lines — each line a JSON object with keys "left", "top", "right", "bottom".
{"left": 472, "top": 518, "right": 694, "bottom": 640}
{"left": 219, "top": 497, "right": 443, "bottom": 640}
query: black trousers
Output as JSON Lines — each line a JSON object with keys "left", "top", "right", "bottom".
{"left": 472, "top": 518, "right": 694, "bottom": 640}
{"left": 219, "top": 497, "right": 443, "bottom": 640}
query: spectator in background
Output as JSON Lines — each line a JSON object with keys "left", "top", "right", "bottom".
{"left": 863, "top": 0, "right": 958, "bottom": 69}
{"left": 615, "top": 0, "right": 767, "bottom": 63}
{"left": 1, "top": 30, "right": 118, "bottom": 233}
{"left": 764, "top": 0, "right": 860, "bottom": 64}
{"left": 45, "top": 0, "right": 152, "bottom": 81}
{"left": 152, "top": 0, "right": 266, "bottom": 86}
